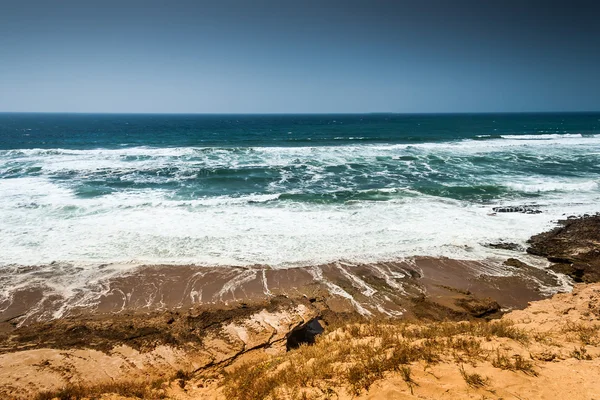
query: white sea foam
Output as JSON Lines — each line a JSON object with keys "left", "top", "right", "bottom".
{"left": 1, "top": 134, "right": 599, "bottom": 269}
{"left": 500, "top": 133, "right": 585, "bottom": 140}
{"left": 505, "top": 179, "right": 599, "bottom": 193}
{"left": 0, "top": 174, "right": 598, "bottom": 268}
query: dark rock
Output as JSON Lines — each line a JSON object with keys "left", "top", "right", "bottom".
{"left": 492, "top": 206, "right": 542, "bottom": 214}
{"left": 286, "top": 318, "right": 324, "bottom": 350}
{"left": 547, "top": 256, "right": 575, "bottom": 264}
{"left": 454, "top": 297, "right": 501, "bottom": 318}
{"left": 434, "top": 284, "right": 471, "bottom": 296}
{"left": 548, "top": 263, "right": 587, "bottom": 283}
{"left": 504, "top": 258, "right": 533, "bottom": 269}
{"left": 487, "top": 242, "right": 524, "bottom": 251}
{"left": 527, "top": 214, "right": 600, "bottom": 283}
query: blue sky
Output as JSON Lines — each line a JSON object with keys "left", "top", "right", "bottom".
{"left": 1, "top": 0, "right": 599, "bottom": 113}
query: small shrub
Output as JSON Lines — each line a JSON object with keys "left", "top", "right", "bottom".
{"left": 448, "top": 337, "right": 485, "bottom": 362}
{"left": 488, "top": 321, "right": 529, "bottom": 344}
{"left": 387, "top": 341, "right": 418, "bottom": 367}
{"left": 491, "top": 349, "right": 512, "bottom": 370}
{"left": 513, "top": 355, "right": 537, "bottom": 376}
{"left": 416, "top": 339, "right": 443, "bottom": 364}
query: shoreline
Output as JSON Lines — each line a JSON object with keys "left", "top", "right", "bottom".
{"left": 0, "top": 214, "right": 598, "bottom": 398}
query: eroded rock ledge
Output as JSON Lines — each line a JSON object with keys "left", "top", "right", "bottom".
{"left": 527, "top": 214, "right": 600, "bottom": 283}
{"left": 0, "top": 296, "right": 320, "bottom": 398}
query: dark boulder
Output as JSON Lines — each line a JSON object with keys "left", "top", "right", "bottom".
{"left": 504, "top": 258, "right": 532, "bottom": 269}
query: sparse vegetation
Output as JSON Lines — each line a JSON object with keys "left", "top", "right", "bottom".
{"left": 34, "top": 380, "right": 168, "bottom": 400}
{"left": 513, "top": 355, "right": 538, "bottom": 376}
{"left": 34, "top": 371, "right": 200, "bottom": 399}
{"left": 532, "top": 330, "right": 556, "bottom": 345}
{"left": 32, "top": 311, "right": 600, "bottom": 399}
{"left": 394, "top": 319, "right": 530, "bottom": 344}
{"left": 221, "top": 319, "right": 533, "bottom": 400}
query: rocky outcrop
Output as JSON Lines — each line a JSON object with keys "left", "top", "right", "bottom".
{"left": 3, "top": 257, "right": 562, "bottom": 330}
{"left": 0, "top": 297, "right": 320, "bottom": 398}
{"left": 527, "top": 214, "right": 600, "bottom": 283}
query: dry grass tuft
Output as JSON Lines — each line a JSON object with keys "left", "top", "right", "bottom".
{"left": 491, "top": 350, "right": 538, "bottom": 376}
{"left": 399, "top": 365, "right": 418, "bottom": 394}
{"left": 398, "top": 319, "right": 529, "bottom": 344}
{"left": 563, "top": 322, "right": 600, "bottom": 346}
{"left": 459, "top": 364, "right": 488, "bottom": 388}
{"left": 570, "top": 346, "right": 593, "bottom": 360}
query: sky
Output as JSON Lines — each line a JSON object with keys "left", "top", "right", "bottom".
{"left": 0, "top": 0, "right": 599, "bottom": 113}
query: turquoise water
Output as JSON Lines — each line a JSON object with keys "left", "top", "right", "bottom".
{"left": 1, "top": 113, "right": 599, "bottom": 266}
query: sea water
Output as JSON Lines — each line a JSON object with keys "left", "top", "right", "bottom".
{"left": 1, "top": 113, "right": 599, "bottom": 268}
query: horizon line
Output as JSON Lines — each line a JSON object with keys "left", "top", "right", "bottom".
{"left": 1, "top": 110, "right": 600, "bottom": 116}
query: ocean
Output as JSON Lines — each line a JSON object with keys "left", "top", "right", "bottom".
{"left": 1, "top": 112, "right": 599, "bottom": 268}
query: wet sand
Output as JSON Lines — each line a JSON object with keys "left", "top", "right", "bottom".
{"left": 0, "top": 255, "right": 566, "bottom": 331}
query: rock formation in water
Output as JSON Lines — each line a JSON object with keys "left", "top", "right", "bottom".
{"left": 492, "top": 205, "right": 542, "bottom": 214}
